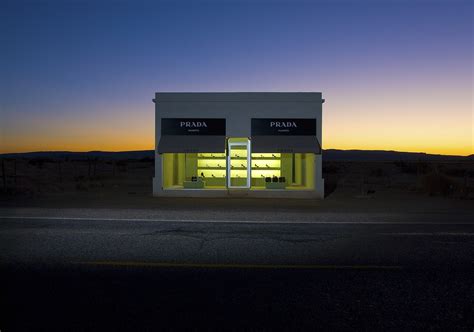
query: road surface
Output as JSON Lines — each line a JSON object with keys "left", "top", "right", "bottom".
{"left": 1, "top": 212, "right": 473, "bottom": 330}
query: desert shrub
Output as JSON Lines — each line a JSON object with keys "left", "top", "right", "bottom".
{"left": 421, "top": 172, "right": 458, "bottom": 196}
{"left": 28, "top": 158, "right": 54, "bottom": 169}
{"left": 442, "top": 167, "right": 469, "bottom": 178}
{"left": 370, "top": 167, "right": 388, "bottom": 177}
{"left": 75, "top": 182, "right": 89, "bottom": 191}
{"left": 116, "top": 160, "right": 128, "bottom": 172}
{"left": 74, "top": 175, "right": 86, "bottom": 182}
{"left": 394, "top": 161, "right": 429, "bottom": 174}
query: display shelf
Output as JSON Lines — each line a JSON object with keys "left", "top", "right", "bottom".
{"left": 197, "top": 157, "right": 227, "bottom": 160}
{"left": 251, "top": 153, "right": 281, "bottom": 179}
{"left": 252, "top": 170, "right": 281, "bottom": 178}
{"left": 251, "top": 153, "right": 281, "bottom": 158}
{"left": 197, "top": 153, "right": 227, "bottom": 182}
{"left": 196, "top": 152, "right": 282, "bottom": 180}
{"left": 198, "top": 167, "right": 226, "bottom": 170}
{"left": 251, "top": 167, "right": 280, "bottom": 170}
{"left": 251, "top": 158, "right": 280, "bottom": 160}
{"left": 198, "top": 153, "right": 226, "bottom": 157}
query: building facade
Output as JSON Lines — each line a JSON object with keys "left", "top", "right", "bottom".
{"left": 153, "top": 92, "right": 324, "bottom": 198}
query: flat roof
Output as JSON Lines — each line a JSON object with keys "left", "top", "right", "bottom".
{"left": 154, "top": 92, "right": 323, "bottom": 103}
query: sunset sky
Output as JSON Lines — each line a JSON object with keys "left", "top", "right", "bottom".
{"left": 1, "top": 0, "right": 472, "bottom": 155}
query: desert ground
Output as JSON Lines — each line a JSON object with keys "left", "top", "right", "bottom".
{"left": 0, "top": 156, "right": 473, "bottom": 212}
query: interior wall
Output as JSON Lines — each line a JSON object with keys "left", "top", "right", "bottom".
{"left": 162, "top": 154, "right": 174, "bottom": 188}
{"left": 305, "top": 154, "right": 315, "bottom": 189}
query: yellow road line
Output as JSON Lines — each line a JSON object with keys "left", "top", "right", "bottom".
{"left": 75, "top": 261, "right": 403, "bottom": 270}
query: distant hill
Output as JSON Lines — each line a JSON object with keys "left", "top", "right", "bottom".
{"left": 0, "top": 150, "right": 154, "bottom": 160}
{"left": 323, "top": 149, "right": 472, "bottom": 161}
{"left": 0, "top": 149, "right": 472, "bottom": 161}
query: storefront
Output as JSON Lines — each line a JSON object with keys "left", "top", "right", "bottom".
{"left": 153, "top": 93, "right": 324, "bottom": 198}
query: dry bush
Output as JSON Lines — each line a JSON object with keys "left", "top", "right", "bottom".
{"left": 441, "top": 167, "right": 471, "bottom": 178}
{"left": 75, "top": 182, "right": 89, "bottom": 191}
{"left": 421, "top": 172, "right": 458, "bottom": 196}
{"left": 27, "top": 158, "right": 55, "bottom": 169}
{"left": 394, "top": 161, "right": 429, "bottom": 174}
{"left": 370, "top": 167, "right": 388, "bottom": 177}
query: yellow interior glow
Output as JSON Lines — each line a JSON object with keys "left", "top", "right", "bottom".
{"left": 252, "top": 170, "right": 281, "bottom": 178}
{"left": 228, "top": 169, "right": 248, "bottom": 178}
{"left": 251, "top": 159, "right": 280, "bottom": 168}
{"left": 197, "top": 159, "right": 226, "bottom": 168}
{"left": 197, "top": 153, "right": 226, "bottom": 158}
{"left": 229, "top": 160, "right": 248, "bottom": 168}
{"left": 251, "top": 153, "right": 281, "bottom": 158}
{"left": 199, "top": 169, "right": 226, "bottom": 178}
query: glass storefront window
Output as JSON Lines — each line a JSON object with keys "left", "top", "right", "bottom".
{"left": 196, "top": 153, "right": 227, "bottom": 188}
{"left": 250, "top": 153, "right": 314, "bottom": 190}
{"left": 162, "top": 153, "right": 227, "bottom": 189}
{"left": 162, "top": 149, "right": 315, "bottom": 190}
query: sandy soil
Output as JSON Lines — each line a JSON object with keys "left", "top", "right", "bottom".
{"left": 0, "top": 158, "right": 473, "bottom": 213}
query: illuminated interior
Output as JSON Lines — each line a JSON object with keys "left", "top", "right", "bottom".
{"left": 251, "top": 153, "right": 281, "bottom": 180}
{"left": 162, "top": 139, "right": 315, "bottom": 190}
{"left": 197, "top": 153, "right": 227, "bottom": 180}
{"left": 250, "top": 153, "right": 314, "bottom": 189}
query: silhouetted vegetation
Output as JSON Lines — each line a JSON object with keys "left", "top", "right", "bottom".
{"left": 1, "top": 156, "right": 473, "bottom": 200}
{"left": 394, "top": 161, "right": 430, "bottom": 174}
{"left": 370, "top": 167, "right": 388, "bottom": 177}
{"left": 421, "top": 172, "right": 457, "bottom": 197}
{"left": 28, "top": 158, "right": 55, "bottom": 169}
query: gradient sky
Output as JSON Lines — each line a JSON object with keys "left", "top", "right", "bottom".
{"left": 1, "top": 0, "right": 472, "bottom": 155}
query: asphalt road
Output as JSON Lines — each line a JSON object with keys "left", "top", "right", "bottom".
{"left": 1, "top": 214, "right": 474, "bottom": 330}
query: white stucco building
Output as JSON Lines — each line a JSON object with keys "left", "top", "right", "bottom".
{"left": 153, "top": 92, "right": 324, "bottom": 198}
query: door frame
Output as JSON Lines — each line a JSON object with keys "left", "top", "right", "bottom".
{"left": 227, "top": 139, "right": 251, "bottom": 189}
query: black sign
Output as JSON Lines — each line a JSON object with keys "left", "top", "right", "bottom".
{"left": 161, "top": 118, "right": 226, "bottom": 135}
{"left": 251, "top": 118, "right": 316, "bottom": 136}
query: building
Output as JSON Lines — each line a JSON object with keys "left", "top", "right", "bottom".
{"left": 153, "top": 92, "right": 324, "bottom": 198}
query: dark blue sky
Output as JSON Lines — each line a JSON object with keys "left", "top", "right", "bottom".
{"left": 1, "top": 0, "right": 472, "bottom": 154}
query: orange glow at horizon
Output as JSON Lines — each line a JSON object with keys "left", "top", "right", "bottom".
{"left": 1, "top": 90, "right": 472, "bottom": 156}
{"left": 1, "top": 121, "right": 472, "bottom": 156}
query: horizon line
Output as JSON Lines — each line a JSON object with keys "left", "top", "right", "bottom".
{"left": 0, "top": 148, "right": 472, "bottom": 158}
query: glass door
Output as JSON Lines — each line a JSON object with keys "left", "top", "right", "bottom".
{"left": 227, "top": 138, "right": 251, "bottom": 188}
